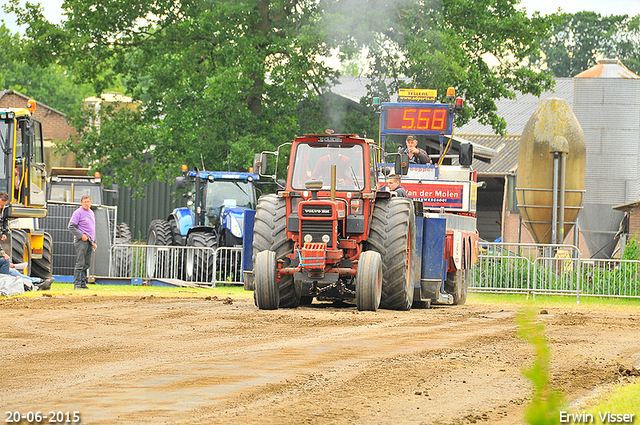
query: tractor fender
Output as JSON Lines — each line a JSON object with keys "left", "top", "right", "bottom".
{"left": 170, "top": 207, "right": 194, "bottom": 237}
{"left": 185, "top": 225, "right": 216, "bottom": 240}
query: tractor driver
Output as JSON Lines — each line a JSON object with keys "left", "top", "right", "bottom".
{"left": 311, "top": 148, "right": 357, "bottom": 189}
{"left": 399, "top": 135, "right": 431, "bottom": 164}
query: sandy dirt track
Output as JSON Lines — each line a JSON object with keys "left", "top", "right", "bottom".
{"left": 1, "top": 292, "right": 639, "bottom": 425}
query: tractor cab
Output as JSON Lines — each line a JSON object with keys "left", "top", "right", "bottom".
{"left": 47, "top": 167, "right": 106, "bottom": 205}
{"left": 174, "top": 170, "right": 259, "bottom": 247}
{"left": 289, "top": 140, "right": 367, "bottom": 192}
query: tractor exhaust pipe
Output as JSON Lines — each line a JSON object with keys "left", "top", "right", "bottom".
{"left": 331, "top": 165, "right": 336, "bottom": 201}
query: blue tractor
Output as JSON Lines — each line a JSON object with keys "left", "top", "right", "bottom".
{"left": 147, "top": 168, "right": 259, "bottom": 282}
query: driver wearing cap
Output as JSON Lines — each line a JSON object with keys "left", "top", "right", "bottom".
{"left": 398, "top": 135, "right": 431, "bottom": 164}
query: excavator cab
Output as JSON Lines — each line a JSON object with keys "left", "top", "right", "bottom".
{"left": 0, "top": 100, "right": 47, "bottom": 210}
{"left": 0, "top": 99, "right": 51, "bottom": 279}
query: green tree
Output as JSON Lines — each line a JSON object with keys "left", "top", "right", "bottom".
{"left": 537, "top": 12, "right": 640, "bottom": 77}
{"left": 0, "top": 23, "right": 92, "bottom": 113}
{"left": 5, "top": 0, "right": 555, "bottom": 185}
{"left": 321, "top": 0, "right": 556, "bottom": 135}
{"left": 6, "top": 0, "right": 336, "bottom": 185}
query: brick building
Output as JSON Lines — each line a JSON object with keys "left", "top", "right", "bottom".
{"left": 0, "top": 89, "right": 77, "bottom": 167}
{"left": 613, "top": 201, "right": 640, "bottom": 257}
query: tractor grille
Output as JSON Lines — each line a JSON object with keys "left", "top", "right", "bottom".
{"left": 300, "top": 220, "right": 334, "bottom": 248}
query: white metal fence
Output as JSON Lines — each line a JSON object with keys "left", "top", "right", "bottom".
{"left": 109, "top": 244, "right": 243, "bottom": 287}
{"left": 471, "top": 242, "right": 640, "bottom": 300}
{"left": 108, "top": 241, "right": 640, "bottom": 298}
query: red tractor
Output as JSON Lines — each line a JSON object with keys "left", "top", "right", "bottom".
{"left": 248, "top": 88, "right": 485, "bottom": 311}
{"left": 251, "top": 134, "right": 417, "bottom": 311}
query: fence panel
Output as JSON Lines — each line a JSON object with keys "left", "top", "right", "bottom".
{"left": 109, "top": 244, "right": 243, "bottom": 286}
{"left": 471, "top": 243, "right": 582, "bottom": 297}
{"left": 471, "top": 242, "right": 640, "bottom": 299}
{"left": 580, "top": 259, "right": 640, "bottom": 298}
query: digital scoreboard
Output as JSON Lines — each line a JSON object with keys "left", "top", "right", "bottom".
{"left": 381, "top": 104, "right": 452, "bottom": 135}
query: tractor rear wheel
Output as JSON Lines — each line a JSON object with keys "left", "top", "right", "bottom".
{"left": 31, "top": 232, "right": 53, "bottom": 280}
{"left": 11, "top": 229, "right": 32, "bottom": 276}
{"left": 446, "top": 269, "right": 469, "bottom": 305}
{"left": 252, "top": 194, "right": 300, "bottom": 308}
{"left": 355, "top": 251, "right": 382, "bottom": 311}
{"left": 185, "top": 232, "right": 217, "bottom": 283}
{"left": 367, "top": 197, "right": 417, "bottom": 310}
{"left": 254, "top": 250, "right": 279, "bottom": 310}
{"left": 146, "top": 219, "right": 173, "bottom": 278}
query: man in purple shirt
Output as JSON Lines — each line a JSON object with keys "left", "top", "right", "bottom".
{"left": 68, "top": 195, "right": 97, "bottom": 289}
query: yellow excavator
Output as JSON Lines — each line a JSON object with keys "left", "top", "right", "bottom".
{"left": 0, "top": 99, "right": 52, "bottom": 278}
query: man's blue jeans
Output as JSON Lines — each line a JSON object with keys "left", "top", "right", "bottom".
{"left": 0, "top": 257, "right": 41, "bottom": 283}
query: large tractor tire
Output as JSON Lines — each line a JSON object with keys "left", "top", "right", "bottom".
{"left": 114, "top": 223, "right": 133, "bottom": 277}
{"left": 146, "top": 219, "right": 173, "bottom": 278}
{"left": 169, "top": 218, "right": 184, "bottom": 246}
{"left": 11, "top": 229, "right": 32, "bottom": 276}
{"left": 367, "top": 197, "right": 417, "bottom": 310}
{"left": 115, "top": 222, "right": 132, "bottom": 243}
{"left": 31, "top": 232, "right": 53, "bottom": 279}
{"left": 254, "top": 250, "right": 279, "bottom": 310}
{"left": 445, "top": 269, "right": 469, "bottom": 305}
{"left": 355, "top": 251, "right": 382, "bottom": 311}
{"left": 185, "top": 231, "right": 217, "bottom": 283}
{"left": 252, "top": 194, "right": 300, "bottom": 308}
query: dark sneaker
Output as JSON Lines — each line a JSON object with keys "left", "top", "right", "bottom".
{"left": 38, "top": 277, "right": 54, "bottom": 291}
{"left": 74, "top": 284, "right": 88, "bottom": 290}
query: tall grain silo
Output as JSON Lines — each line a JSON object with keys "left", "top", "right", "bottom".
{"left": 573, "top": 59, "right": 640, "bottom": 258}
{"left": 516, "top": 98, "right": 586, "bottom": 244}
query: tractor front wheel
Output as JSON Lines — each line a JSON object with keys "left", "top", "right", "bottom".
{"left": 252, "top": 194, "right": 300, "bottom": 308}
{"left": 367, "top": 198, "right": 417, "bottom": 310}
{"left": 254, "top": 250, "right": 279, "bottom": 310}
{"left": 185, "top": 232, "right": 217, "bottom": 283}
{"left": 355, "top": 251, "right": 382, "bottom": 311}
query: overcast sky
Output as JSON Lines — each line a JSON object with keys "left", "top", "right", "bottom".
{"left": 518, "top": 0, "right": 640, "bottom": 16}
{"left": 2, "top": 0, "right": 640, "bottom": 33}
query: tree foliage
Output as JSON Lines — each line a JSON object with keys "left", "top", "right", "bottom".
{"left": 321, "top": 0, "right": 556, "bottom": 134}
{"left": 6, "top": 0, "right": 336, "bottom": 185}
{"left": 537, "top": 12, "right": 640, "bottom": 77}
{"left": 0, "top": 23, "right": 93, "bottom": 113}
{"left": 5, "top": 0, "right": 557, "bottom": 185}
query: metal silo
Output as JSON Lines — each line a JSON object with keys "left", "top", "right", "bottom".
{"left": 574, "top": 59, "right": 640, "bottom": 258}
{"left": 516, "top": 98, "right": 586, "bottom": 244}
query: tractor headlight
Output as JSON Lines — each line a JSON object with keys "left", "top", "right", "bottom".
{"left": 322, "top": 235, "right": 330, "bottom": 243}
{"left": 230, "top": 215, "right": 243, "bottom": 238}
{"left": 304, "top": 234, "right": 313, "bottom": 243}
